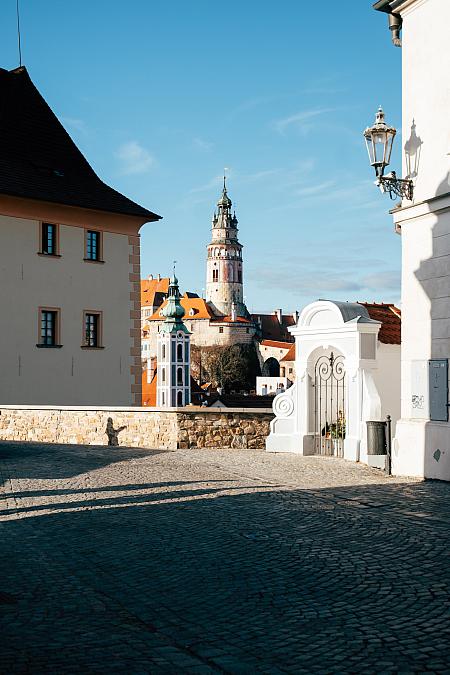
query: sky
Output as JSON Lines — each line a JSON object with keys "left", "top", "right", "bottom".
{"left": 0, "top": 1, "right": 402, "bottom": 314}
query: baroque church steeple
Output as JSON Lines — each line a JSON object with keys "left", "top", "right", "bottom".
{"left": 206, "top": 177, "right": 246, "bottom": 317}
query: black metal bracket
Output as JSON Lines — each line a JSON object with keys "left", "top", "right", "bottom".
{"left": 377, "top": 172, "right": 413, "bottom": 200}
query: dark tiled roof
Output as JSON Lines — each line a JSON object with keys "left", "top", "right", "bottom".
{"left": 0, "top": 67, "right": 161, "bottom": 220}
{"left": 359, "top": 303, "right": 401, "bottom": 345}
{"left": 210, "top": 394, "right": 274, "bottom": 408}
{"left": 251, "top": 313, "right": 295, "bottom": 343}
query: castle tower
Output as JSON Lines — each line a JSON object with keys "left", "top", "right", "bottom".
{"left": 156, "top": 274, "right": 191, "bottom": 408}
{"left": 206, "top": 177, "right": 246, "bottom": 317}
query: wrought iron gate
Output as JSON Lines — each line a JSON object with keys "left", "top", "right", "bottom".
{"left": 314, "top": 352, "right": 346, "bottom": 457}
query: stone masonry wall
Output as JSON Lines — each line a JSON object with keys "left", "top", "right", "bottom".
{"left": 0, "top": 407, "right": 273, "bottom": 450}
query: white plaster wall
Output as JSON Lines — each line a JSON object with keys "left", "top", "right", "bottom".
{"left": 390, "top": 0, "right": 450, "bottom": 479}
{"left": 256, "top": 377, "right": 290, "bottom": 396}
{"left": 0, "top": 215, "right": 134, "bottom": 405}
{"left": 402, "top": 0, "right": 450, "bottom": 202}
{"left": 371, "top": 343, "right": 401, "bottom": 433}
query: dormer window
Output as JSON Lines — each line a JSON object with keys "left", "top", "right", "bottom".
{"left": 189, "top": 308, "right": 195, "bottom": 316}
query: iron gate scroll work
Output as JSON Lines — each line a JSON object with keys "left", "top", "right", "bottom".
{"left": 314, "top": 352, "right": 346, "bottom": 457}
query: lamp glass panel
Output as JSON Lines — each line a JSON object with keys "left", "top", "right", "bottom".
{"left": 372, "top": 131, "right": 388, "bottom": 166}
{"left": 384, "top": 130, "right": 395, "bottom": 166}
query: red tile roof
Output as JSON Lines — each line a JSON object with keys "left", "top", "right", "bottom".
{"left": 261, "top": 339, "right": 292, "bottom": 350}
{"left": 141, "top": 277, "right": 170, "bottom": 307}
{"left": 280, "top": 343, "right": 296, "bottom": 362}
{"left": 211, "top": 315, "right": 252, "bottom": 324}
{"left": 360, "top": 303, "right": 401, "bottom": 344}
{"left": 0, "top": 67, "right": 161, "bottom": 221}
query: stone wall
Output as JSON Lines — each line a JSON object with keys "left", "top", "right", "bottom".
{"left": 0, "top": 406, "right": 273, "bottom": 450}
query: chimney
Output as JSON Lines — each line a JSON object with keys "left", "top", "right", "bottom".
{"left": 157, "top": 273, "right": 161, "bottom": 282}
{"left": 292, "top": 310, "right": 299, "bottom": 324}
{"left": 275, "top": 308, "right": 282, "bottom": 323}
{"left": 148, "top": 274, "right": 153, "bottom": 280}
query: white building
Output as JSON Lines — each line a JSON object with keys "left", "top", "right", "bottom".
{"left": 266, "top": 300, "right": 401, "bottom": 466}
{"left": 0, "top": 66, "right": 160, "bottom": 406}
{"left": 156, "top": 274, "right": 191, "bottom": 407}
{"left": 373, "top": 0, "right": 450, "bottom": 480}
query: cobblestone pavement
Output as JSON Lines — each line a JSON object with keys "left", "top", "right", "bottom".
{"left": 1, "top": 442, "right": 449, "bottom": 674}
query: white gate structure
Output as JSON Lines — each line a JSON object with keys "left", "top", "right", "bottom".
{"left": 266, "top": 300, "right": 401, "bottom": 465}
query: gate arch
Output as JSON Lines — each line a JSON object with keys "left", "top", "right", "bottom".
{"left": 262, "top": 357, "right": 280, "bottom": 377}
{"left": 314, "top": 352, "right": 346, "bottom": 457}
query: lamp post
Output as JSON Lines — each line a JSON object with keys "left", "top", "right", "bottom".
{"left": 364, "top": 107, "right": 413, "bottom": 200}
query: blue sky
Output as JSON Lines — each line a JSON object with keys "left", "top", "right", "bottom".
{"left": 1, "top": 1, "right": 402, "bottom": 313}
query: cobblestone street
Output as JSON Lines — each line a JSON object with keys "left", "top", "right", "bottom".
{"left": 1, "top": 442, "right": 449, "bottom": 674}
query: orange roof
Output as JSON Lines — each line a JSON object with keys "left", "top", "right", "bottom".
{"left": 211, "top": 315, "right": 252, "bottom": 324}
{"left": 142, "top": 370, "right": 157, "bottom": 406}
{"left": 141, "top": 277, "right": 170, "bottom": 307}
{"left": 148, "top": 295, "right": 214, "bottom": 321}
{"left": 261, "top": 339, "right": 292, "bottom": 350}
{"left": 280, "top": 343, "right": 296, "bottom": 362}
{"left": 360, "top": 302, "right": 401, "bottom": 345}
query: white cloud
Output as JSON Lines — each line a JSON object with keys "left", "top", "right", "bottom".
{"left": 273, "top": 108, "right": 337, "bottom": 134}
{"left": 296, "top": 180, "right": 336, "bottom": 197}
{"left": 116, "top": 141, "right": 155, "bottom": 175}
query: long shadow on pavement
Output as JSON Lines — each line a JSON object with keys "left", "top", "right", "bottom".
{"left": 0, "top": 471, "right": 449, "bottom": 673}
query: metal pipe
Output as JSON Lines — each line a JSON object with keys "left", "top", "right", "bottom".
{"left": 385, "top": 415, "right": 392, "bottom": 475}
{"left": 388, "top": 13, "right": 402, "bottom": 47}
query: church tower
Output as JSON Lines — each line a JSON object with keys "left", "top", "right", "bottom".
{"left": 206, "top": 178, "right": 246, "bottom": 317}
{"left": 156, "top": 273, "right": 191, "bottom": 408}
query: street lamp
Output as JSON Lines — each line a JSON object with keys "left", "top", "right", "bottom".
{"left": 364, "top": 107, "right": 413, "bottom": 200}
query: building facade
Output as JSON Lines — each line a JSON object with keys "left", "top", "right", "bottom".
{"left": 156, "top": 275, "right": 191, "bottom": 407}
{"left": 374, "top": 0, "right": 450, "bottom": 480}
{"left": 0, "top": 66, "right": 159, "bottom": 406}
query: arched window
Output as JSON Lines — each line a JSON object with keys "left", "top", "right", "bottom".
{"left": 177, "top": 391, "right": 183, "bottom": 406}
{"left": 177, "top": 343, "right": 183, "bottom": 362}
{"left": 162, "top": 344, "right": 166, "bottom": 359}
{"left": 177, "top": 367, "right": 183, "bottom": 385}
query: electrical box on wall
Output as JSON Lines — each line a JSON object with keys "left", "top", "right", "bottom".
{"left": 428, "top": 359, "right": 449, "bottom": 422}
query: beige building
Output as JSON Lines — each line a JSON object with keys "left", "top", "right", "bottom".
{"left": 0, "top": 66, "right": 160, "bottom": 406}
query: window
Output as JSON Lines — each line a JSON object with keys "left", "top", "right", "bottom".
{"left": 238, "top": 270, "right": 242, "bottom": 283}
{"left": 177, "top": 391, "right": 183, "bottom": 406}
{"left": 162, "top": 391, "right": 165, "bottom": 405}
{"left": 85, "top": 230, "right": 102, "bottom": 261}
{"left": 83, "top": 311, "right": 102, "bottom": 347}
{"left": 177, "top": 343, "right": 183, "bottom": 362}
{"left": 177, "top": 367, "right": 183, "bottom": 385}
{"left": 219, "top": 327, "right": 224, "bottom": 334}
{"left": 289, "top": 368, "right": 293, "bottom": 374}
{"left": 212, "top": 269, "right": 219, "bottom": 282}
{"left": 41, "top": 222, "right": 58, "bottom": 255}
{"left": 162, "top": 344, "right": 166, "bottom": 359}
{"left": 38, "top": 308, "right": 60, "bottom": 347}
{"left": 246, "top": 328, "right": 249, "bottom": 334}
{"left": 162, "top": 368, "right": 166, "bottom": 382}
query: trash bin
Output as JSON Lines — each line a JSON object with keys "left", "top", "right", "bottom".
{"left": 366, "top": 420, "right": 387, "bottom": 455}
